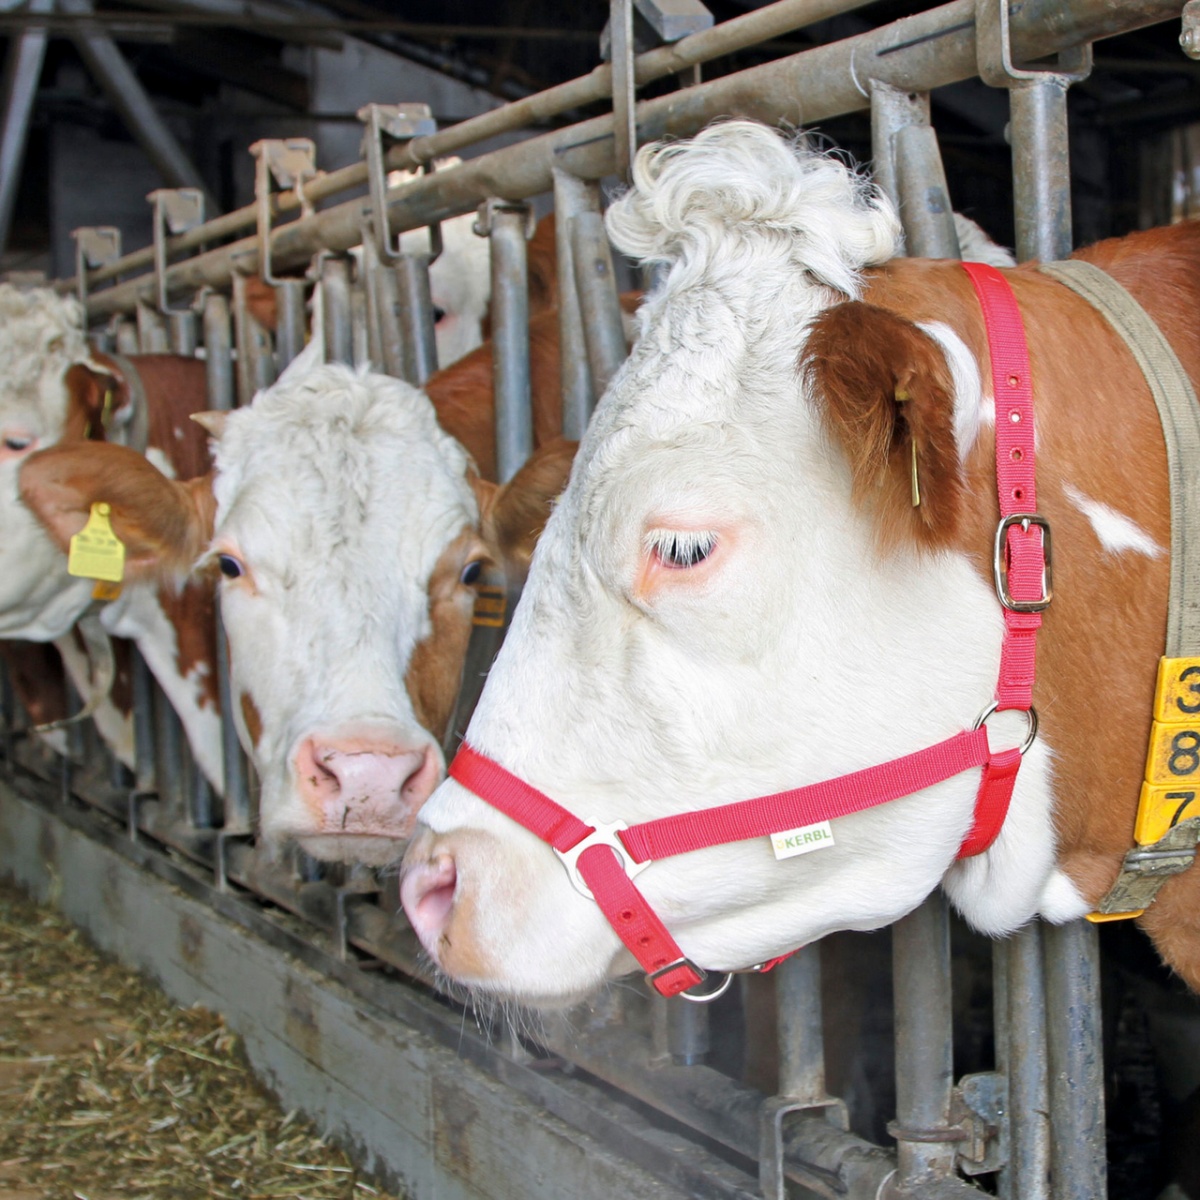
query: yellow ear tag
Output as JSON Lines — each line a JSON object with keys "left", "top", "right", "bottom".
{"left": 68, "top": 502, "right": 126, "bottom": 584}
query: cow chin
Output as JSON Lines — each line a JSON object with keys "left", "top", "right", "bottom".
{"left": 296, "top": 833, "right": 408, "bottom": 868}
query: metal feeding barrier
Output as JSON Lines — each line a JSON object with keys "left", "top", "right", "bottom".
{"left": 0, "top": 0, "right": 1191, "bottom": 1196}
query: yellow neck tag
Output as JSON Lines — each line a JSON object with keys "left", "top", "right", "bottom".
{"left": 68, "top": 502, "right": 126, "bottom": 583}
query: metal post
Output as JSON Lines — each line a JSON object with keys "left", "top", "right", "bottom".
{"left": 361, "top": 232, "right": 404, "bottom": 378}
{"left": 890, "top": 894, "right": 957, "bottom": 1187}
{"left": 151, "top": 679, "right": 184, "bottom": 819}
{"left": 232, "top": 273, "right": 276, "bottom": 405}
{"left": 478, "top": 200, "right": 533, "bottom": 484}
{"left": 1043, "top": 922, "right": 1106, "bottom": 1200}
{"left": 570, "top": 211, "right": 628, "bottom": 402}
{"left": 871, "top": 82, "right": 961, "bottom": 260}
{"left": 274, "top": 279, "right": 308, "bottom": 370}
{"left": 1009, "top": 80, "right": 1074, "bottom": 263}
{"left": 130, "top": 649, "right": 155, "bottom": 795}
{"left": 136, "top": 302, "right": 169, "bottom": 353}
{"left": 760, "top": 948, "right": 848, "bottom": 1200}
{"left": 394, "top": 255, "right": 438, "bottom": 384}
{"left": 552, "top": 169, "right": 599, "bottom": 438}
{"left": 115, "top": 319, "right": 139, "bottom": 355}
{"left": 0, "top": 0, "right": 52, "bottom": 255}
{"left": 320, "top": 256, "right": 355, "bottom": 367}
{"left": 997, "top": 928, "right": 1051, "bottom": 1200}
{"left": 168, "top": 311, "right": 198, "bottom": 357}
{"left": 59, "top": 0, "right": 215, "bottom": 208}
{"left": 216, "top": 615, "right": 252, "bottom": 834}
{"left": 202, "top": 294, "right": 235, "bottom": 412}
{"left": 610, "top": 0, "right": 638, "bottom": 182}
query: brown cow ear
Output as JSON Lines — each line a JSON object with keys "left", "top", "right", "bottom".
{"left": 802, "top": 300, "right": 963, "bottom": 549}
{"left": 62, "top": 363, "right": 120, "bottom": 442}
{"left": 18, "top": 441, "right": 215, "bottom": 583}
{"left": 479, "top": 438, "right": 577, "bottom": 582}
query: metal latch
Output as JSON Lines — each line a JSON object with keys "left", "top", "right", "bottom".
{"left": 357, "top": 102, "right": 440, "bottom": 265}
{"left": 885, "top": 1073, "right": 1006, "bottom": 1176}
{"left": 250, "top": 138, "right": 318, "bottom": 286}
{"left": 72, "top": 226, "right": 121, "bottom": 306}
{"left": 759, "top": 1092, "right": 850, "bottom": 1200}
{"left": 148, "top": 188, "right": 205, "bottom": 316}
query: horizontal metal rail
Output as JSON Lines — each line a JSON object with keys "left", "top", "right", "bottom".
{"left": 77, "top": 0, "right": 1176, "bottom": 319}
{"left": 64, "top": 0, "right": 879, "bottom": 298}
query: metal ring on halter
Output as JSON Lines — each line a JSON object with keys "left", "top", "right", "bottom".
{"left": 972, "top": 701, "right": 1039, "bottom": 756}
{"left": 678, "top": 970, "right": 735, "bottom": 1004}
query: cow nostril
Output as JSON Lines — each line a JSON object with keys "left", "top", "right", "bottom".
{"left": 401, "top": 853, "right": 458, "bottom": 946}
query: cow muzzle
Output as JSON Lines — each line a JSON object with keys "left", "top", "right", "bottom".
{"left": 289, "top": 730, "right": 442, "bottom": 860}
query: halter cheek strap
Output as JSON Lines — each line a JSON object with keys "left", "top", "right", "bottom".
{"left": 447, "top": 263, "right": 1048, "bottom": 999}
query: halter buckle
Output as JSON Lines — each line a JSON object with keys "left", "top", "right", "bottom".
{"left": 554, "top": 820, "right": 650, "bottom": 901}
{"left": 993, "top": 513, "right": 1053, "bottom": 612}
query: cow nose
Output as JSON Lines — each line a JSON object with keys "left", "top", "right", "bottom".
{"left": 293, "top": 737, "right": 441, "bottom": 827}
{"left": 400, "top": 849, "right": 458, "bottom": 954}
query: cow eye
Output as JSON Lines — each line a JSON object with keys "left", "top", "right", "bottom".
{"left": 460, "top": 560, "right": 484, "bottom": 586}
{"left": 648, "top": 530, "right": 717, "bottom": 570}
{"left": 3, "top": 436, "right": 33, "bottom": 452}
{"left": 217, "top": 554, "right": 244, "bottom": 580}
{"left": 432, "top": 306, "right": 447, "bottom": 324}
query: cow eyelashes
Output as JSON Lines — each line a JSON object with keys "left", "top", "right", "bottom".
{"left": 217, "top": 553, "right": 244, "bottom": 580}
{"left": 646, "top": 529, "right": 717, "bottom": 569}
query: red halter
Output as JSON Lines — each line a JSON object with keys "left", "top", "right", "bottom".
{"left": 447, "top": 262, "right": 1050, "bottom": 998}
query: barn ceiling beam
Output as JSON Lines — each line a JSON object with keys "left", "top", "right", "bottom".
{"left": 58, "top": 0, "right": 218, "bottom": 213}
{"left": 0, "top": 0, "right": 53, "bottom": 256}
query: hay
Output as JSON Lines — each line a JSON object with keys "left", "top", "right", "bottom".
{"left": 0, "top": 883, "right": 406, "bottom": 1200}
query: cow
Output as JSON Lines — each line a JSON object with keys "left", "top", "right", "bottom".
{"left": 0, "top": 284, "right": 215, "bottom": 777}
{"left": 399, "top": 120, "right": 1200, "bottom": 1007}
{"left": 20, "top": 359, "right": 575, "bottom": 866}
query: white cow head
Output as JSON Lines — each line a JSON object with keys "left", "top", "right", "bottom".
{"left": 0, "top": 285, "right": 98, "bottom": 637}
{"left": 21, "top": 364, "right": 573, "bottom": 866}
{"left": 401, "top": 122, "right": 1060, "bottom": 1006}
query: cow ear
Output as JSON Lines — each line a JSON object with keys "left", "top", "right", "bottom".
{"left": 62, "top": 363, "right": 119, "bottom": 442}
{"left": 802, "top": 300, "right": 963, "bottom": 548}
{"left": 476, "top": 438, "right": 577, "bottom": 581}
{"left": 19, "top": 442, "right": 215, "bottom": 582}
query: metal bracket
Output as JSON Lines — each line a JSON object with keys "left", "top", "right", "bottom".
{"left": 251, "top": 138, "right": 318, "bottom": 286}
{"left": 357, "top": 102, "right": 441, "bottom": 265}
{"left": 1183, "top": 0, "right": 1200, "bottom": 59}
{"left": 72, "top": 226, "right": 121, "bottom": 306}
{"left": 148, "top": 188, "right": 205, "bottom": 317}
{"left": 334, "top": 875, "right": 379, "bottom": 961}
{"left": 600, "top": 0, "right": 713, "bottom": 56}
{"left": 975, "top": 0, "right": 1092, "bottom": 88}
{"left": 954, "top": 1072, "right": 1007, "bottom": 1175}
{"left": 126, "top": 787, "right": 155, "bottom": 843}
{"left": 759, "top": 1093, "right": 850, "bottom": 1200}
{"left": 215, "top": 829, "right": 253, "bottom": 894}
{"left": 473, "top": 197, "right": 535, "bottom": 240}
{"left": 886, "top": 1074, "right": 1005, "bottom": 1176}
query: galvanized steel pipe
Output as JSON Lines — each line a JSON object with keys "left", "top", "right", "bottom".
{"left": 485, "top": 202, "right": 534, "bottom": 484}
{"left": 78, "top": 0, "right": 1179, "bottom": 320}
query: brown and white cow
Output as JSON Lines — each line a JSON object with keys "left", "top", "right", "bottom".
{"left": 0, "top": 284, "right": 216, "bottom": 777}
{"left": 400, "top": 120, "right": 1200, "bottom": 1004}
{"left": 21, "top": 361, "right": 574, "bottom": 866}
